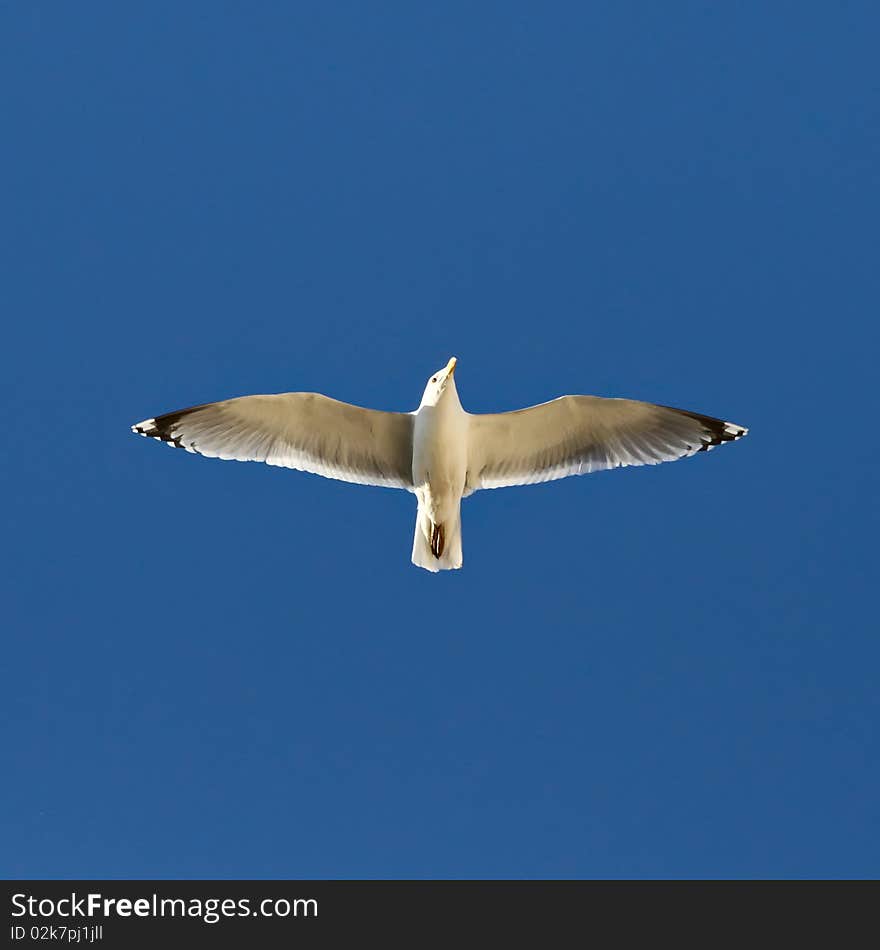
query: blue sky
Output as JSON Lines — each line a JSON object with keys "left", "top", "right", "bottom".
{"left": 3, "top": 2, "right": 878, "bottom": 878}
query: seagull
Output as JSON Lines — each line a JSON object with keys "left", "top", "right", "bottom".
{"left": 132, "top": 357, "right": 747, "bottom": 572}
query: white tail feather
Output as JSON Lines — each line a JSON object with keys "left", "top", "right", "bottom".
{"left": 411, "top": 504, "right": 463, "bottom": 573}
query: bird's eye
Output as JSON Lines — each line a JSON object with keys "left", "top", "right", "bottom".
{"left": 431, "top": 377, "right": 437, "bottom": 383}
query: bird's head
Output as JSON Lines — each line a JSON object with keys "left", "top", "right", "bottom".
{"left": 419, "top": 357, "right": 459, "bottom": 408}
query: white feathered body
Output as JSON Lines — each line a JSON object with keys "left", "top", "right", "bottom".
{"left": 410, "top": 379, "right": 469, "bottom": 572}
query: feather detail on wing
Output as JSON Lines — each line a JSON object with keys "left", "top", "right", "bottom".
{"left": 132, "top": 392, "right": 414, "bottom": 489}
{"left": 466, "top": 395, "right": 747, "bottom": 492}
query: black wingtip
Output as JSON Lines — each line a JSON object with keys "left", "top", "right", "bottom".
{"left": 658, "top": 405, "right": 748, "bottom": 455}
{"left": 131, "top": 407, "right": 199, "bottom": 450}
{"left": 687, "top": 412, "right": 748, "bottom": 452}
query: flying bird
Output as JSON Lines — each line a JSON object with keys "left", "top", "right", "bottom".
{"left": 132, "top": 358, "right": 747, "bottom": 572}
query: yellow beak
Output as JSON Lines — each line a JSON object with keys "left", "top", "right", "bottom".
{"left": 446, "top": 357, "right": 457, "bottom": 376}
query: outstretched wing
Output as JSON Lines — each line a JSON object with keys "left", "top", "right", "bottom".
{"left": 466, "top": 395, "right": 747, "bottom": 492}
{"left": 132, "top": 392, "right": 414, "bottom": 489}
